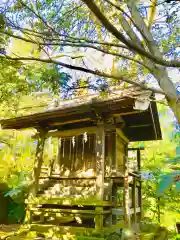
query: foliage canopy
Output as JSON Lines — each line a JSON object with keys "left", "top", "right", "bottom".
{"left": 0, "top": 0, "right": 180, "bottom": 123}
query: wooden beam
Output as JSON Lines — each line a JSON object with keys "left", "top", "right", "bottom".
{"left": 128, "top": 147, "right": 145, "bottom": 151}
{"left": 128, "top": 124, "right": 152, "bottom": 128}
{"left": 35, "top": 198, "right": 116, "bottom": 207}
{"left": 31, "top": 208, "right": 111, "bottom": 215}
{"left": 38, "top": 126, "right": 97, "bottom": 138}
{"left": 112, "top": 207, "right": 141, "bottom": 216}
{"left": 34, "top": 125, "right": 116, "bottom": 139}
{"left": 44, "top": 176, "right": 96, "bottom": 180}
{"left": 50, "top": 118, "right": 90, "bottom": 126}
{"left": 113, "top": 111, "right": 139, "bottom": 117}
{"left": 29, "top": 220, "right": 125, "bottom": 235}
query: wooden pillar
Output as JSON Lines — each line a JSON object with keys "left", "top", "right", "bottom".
{"left": 112, "top": 131, "right": 117, "bottom": 225}
{"left": 123, "top": 151, "right": 130, "bottom": 227}
{"left": 24, "top": 131, "right": 46, "bottom": 224}
{"left": 104, "top": 133, "right": 113, "bottom": 227}
{"left": 104, "top": 180, "right": 113, "bottom": 227}
{"left": 137, "top": 149, "right": 142, "bottom": 220}
{"left": 32, "top": 130, "right": 46, "bottom": 196}
{"left": 132, "top": 178, "right": 137, "bottom": 223}
{"left": 137, "top": 149, "right": 141, "bottom": 172}
{"left": 111, "top": 131, "right": 116, "bottom": 170}
{"left": 48, "top": 158, "right": 55, "bottom": 177}
{"left": 112, "top": 184, "right": 118, "bottom": 225}
{"left": 95, "top": 125, "right": 105, "bottom": 230}
{"left": 57, "top": 137, "right": 61, "bottom": 171}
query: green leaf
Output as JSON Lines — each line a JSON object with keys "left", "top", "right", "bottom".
{"left": 176, "top": 181, "right": 180, "bottom": 192}
{"left": 157, "top": 174, "right": 173, "bottom": 195}
{"left": 165, "top": 155, "right": 180, "bottom": 165}
{"left": 0, "top": 14, "right": 5, "bottom": 29}
{"left": 5, "top": 188, "right": 21, "bottom": 198}
{"left": 176, "top": 146, "right": 180, "bottom": 155}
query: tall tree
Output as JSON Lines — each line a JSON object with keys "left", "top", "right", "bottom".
{"left": 0, "top": 1, "right": 180, "bottom": 122}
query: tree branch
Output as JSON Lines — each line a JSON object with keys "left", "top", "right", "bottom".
{"left": 1, "top": 30, "right": 151, "bottom": 69}
{"left": 115, "top": 7, "right": 157, "bottom": 73}
{"left": 127, "top": 0, "right": 178, "bottom": 100}
{"left": 81, "top": 0, "right": 180, "bottom": 68}
{"left": 5, "top": 26, "right": 130, "bottom": 50}
{"left": 127, "top": 0, "right": 161, "bottom": 57}
{"left": 0, "top": 54, "right": 164, "bottom": 95}
{"left": 19, "top": 0, "right": 61, "bottom": 38}
{"left": 104, "top": 0, "right": 142, "bottom": 35}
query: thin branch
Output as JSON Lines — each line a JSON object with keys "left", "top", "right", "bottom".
{"left": 1, "top": 30, "right": 150, "bottom": 69}
{"left": 81, "top": 0, "right": 180, "bottom": 68}
{"left": 5, "top": 26, "right": 130, "bottom": 50}
{"left": 127, "top": 0, "right": 160, "bottom": 56}
{"left": 0, "top": 54, "right": 165, "bottom": 95}
{"left": 19, "top": 0, "right": 61, "bottom": 38}
{"left": 115, "top": 8, "right": 156, "bottom": 72}
{"left": 105, "top": 0, "right": 150, "bottom": 42}
{"left": 104, "top": 0, "right": 137, "bottom": 28}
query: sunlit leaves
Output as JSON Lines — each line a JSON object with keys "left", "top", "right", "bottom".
{"left": 176, "top": 181, "right": 180, "bottom": 191}
{"left": 24, "top": 63, "right": 72, "bottom": 95}
{"left": 0, "top": 14, "right": 5, "bottom": 29}
{"left": 8, "top": 37, "right": 40, "bottom": 58}
{"left": 0, "top": 57, "right": 29, "bottom": 104}
{"left": 0, "top": 130, "right": 35, "bottom": 181}
{"left": 158, "top": 173, "right": 174, "bottom": 195}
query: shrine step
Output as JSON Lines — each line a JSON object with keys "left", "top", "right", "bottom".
{"left": 37, "top": 178, "right": 96, "bottom": 195}
{"left": 31, "top": 207, "right": 111, "bottom": 215}
{"left": 28, "top": 221, "right": 125, "bottom": 236}
{"left": 29, "top": 204, "right": 112, "bottom": 228}
{"left": 30, "top": 197, "right": 116, "bottom": 207}
{"left": 38, "top": 179, "right": 56, "bottom": 194}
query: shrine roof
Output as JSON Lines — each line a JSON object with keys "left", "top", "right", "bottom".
{"left": 0, "top": 87, "right": 162, "bottom": 141}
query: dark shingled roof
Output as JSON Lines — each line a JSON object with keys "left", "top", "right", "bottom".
{"left": 0, "top": 87, "right": 162, "bottom": 142}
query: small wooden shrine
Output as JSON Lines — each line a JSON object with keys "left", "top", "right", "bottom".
{"left": 0, "top": 87, "right": 162, "bottom": 239}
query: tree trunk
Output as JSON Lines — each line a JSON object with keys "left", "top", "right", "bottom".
{"left": 168, "top": 101, "right": 180, "bottom": 126}
{"left": 152, "top": 66, "right": 180, "bottom": 125}
{"left": 126, "top": 0, "right": 180, "bottom": 126}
